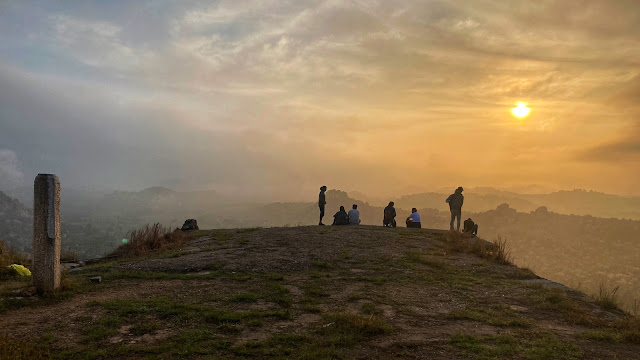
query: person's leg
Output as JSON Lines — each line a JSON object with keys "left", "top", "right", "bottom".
{"left": 456, "top": 211, "right": 461, "bottom": 231}
{"left": 450, "top": 211, "right": 455, "bottom": 230}
{"left": 473, "top": 224, "right": 478, "bottom": 236}
{"left": 319, "top": 206, "right": 325, "bottom": 225}
{"left": 392, "top": 219, "right": 397, "bottom": 228}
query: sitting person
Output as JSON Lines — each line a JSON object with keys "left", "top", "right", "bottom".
{"left": 348, "top": 204, "right": 361, "bottom": 225}
{"left": 406, "top": 208, "right": 421, "bottom": 228}
{"left": 383, "top": 201, "right": 397, "bottom": 227}
{"left": 332, "top": 206, "right": 349, "bottom": 225}
{"left": 463, "top": 218, "right": 478, "bottom": 236}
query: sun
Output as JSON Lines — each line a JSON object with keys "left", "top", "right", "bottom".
{"left": 511, "top": 102, "right": 530, "bottom": 118}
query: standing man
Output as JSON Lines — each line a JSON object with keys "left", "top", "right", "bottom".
{"left": 319, "top": 186, "right": 327, "bottom": 226}
{"left": 446, "top": 187, "right": 464, "bottom": 231}
{"left": 383, "top": 201, "right": 397, "bottom": 228}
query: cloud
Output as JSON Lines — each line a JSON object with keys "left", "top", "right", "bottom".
{"left": 50, "top": 14, "right": 146, "bottom": 71}
{"left": 2, "top": 1, "right": 640, "bottom": 196}
{"left": 0, "top": 149, "right": 24, "bottom": 190}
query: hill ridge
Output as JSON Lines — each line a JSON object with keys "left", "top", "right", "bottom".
{"left": 1, "top": 226, "right": 638, "bottom": 359}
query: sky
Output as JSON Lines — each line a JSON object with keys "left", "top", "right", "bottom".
{"left": 1, "top": 0, "right": 639, "bottom": 201}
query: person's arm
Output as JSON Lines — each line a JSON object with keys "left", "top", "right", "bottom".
{"left": 461, "top": 195, "right": 464, "bottom": 207}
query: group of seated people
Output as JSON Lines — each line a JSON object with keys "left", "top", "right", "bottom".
{"left": 332, "top": 204, "right": 361, "bottom": 225}
{"left": 333, "top": 202, "right": 478, "bottom": 236}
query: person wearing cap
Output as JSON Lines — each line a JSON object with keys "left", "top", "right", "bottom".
{"left": 318, "top": 186, "right": 327, "bottom": 226}
{"left": 406, "top": 208, "right": 421, "bottom": 228}
{"left": 446, "top": 187, "right": 464, "bottom": 231}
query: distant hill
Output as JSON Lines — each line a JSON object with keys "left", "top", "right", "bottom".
{"left": 0, "top": 191, "right": 31, "bottom": 252}
{"left": 395, "top": 188, "right": 640, "bottom": 220}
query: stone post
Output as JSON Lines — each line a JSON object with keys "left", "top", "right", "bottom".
{"left": 32, "top": 174, "right": 61, "bottom": 292}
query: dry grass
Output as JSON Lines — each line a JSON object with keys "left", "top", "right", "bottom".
{"left": 0, "top": 241, "right": 30, "bottom": 279}
{"left": 0, "top": 240, "right": 29, "bottom": 267}
{"left": 60, "top": 248, "right": 79, "bottom": 262}
{"left": 444, "top": 231, "right": 513, "bottom": 265}
{"left": 594, "top": 284, "right": 622, "bottom": 312}
{"left": 108, "top": 223, "right": 189, "bottom": 258}
{"left": 0, "top": 336, "right": 47, "bottom": 360}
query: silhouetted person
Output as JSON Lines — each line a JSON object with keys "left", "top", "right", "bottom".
{"left": 318, "top": 186, "right": 327, "bottom": 225}
{"left": 333, "top": 206, "right": 349, "bottom": 225}
{"left": 446, "top": 187, "right": 464, "bottom": 231}
{"left": 383, "top": 201, "right": 397, "bottom": 227}
{"left": 463, "top": 218, "right": 478, "bottom": 236}
{"left": 348, "top": 204, "right": 361, "bottom": 225}
{"left": 406, "top": 208, "right": 421, "bottom": 228}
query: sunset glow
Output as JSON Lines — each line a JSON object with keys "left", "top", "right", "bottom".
{"left": 512, "top": 102, "right": 531, "bottom": 118}
{"left": 1, "top": 1, "right": 640, "bottom": 198}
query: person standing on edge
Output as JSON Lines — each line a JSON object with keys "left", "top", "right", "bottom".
{"left": 446, "top": 187, "right": 464, "bottom": 231}
{"left": 318, "top": 186, "right": 327, "bottom": 226}
{"left": 383, "top": 201, "right": 397, "bottom": 227}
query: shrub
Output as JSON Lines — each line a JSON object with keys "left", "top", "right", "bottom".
{"left": 594, "top": 284, "right": 622, "bottom": 312}
{"left": 108, "top": 223, "right": 188, "bottom": 258}
{"left": 443, "top": 232, "right": 513, "bottom": 265}
{"left": 0, "top": 240, "right": 30, "bottom": 268}
{"left": 60, "top": 248, "right": 79, "bottom": 262}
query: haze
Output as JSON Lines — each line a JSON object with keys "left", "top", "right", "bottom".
{"left": 1, "top": 1, "right": 640, "bottom": 200}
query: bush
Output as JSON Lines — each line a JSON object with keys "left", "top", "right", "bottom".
{"left": 0, "top": 240, "right": 30, "bottom": 268}
{"left": 444, "top": 231, "right": 513, "bottom": 265}
{"left": 594, "top": 284, "right": 622, "bottom": 312}
{"left": 0, "top": 240, "right": 31, "bottom": 279}
{"left": 60, "top": 248, "right": 79, "bottom": 262}
{"left": 108, "top": 223, "right": 188, "bottom": 258}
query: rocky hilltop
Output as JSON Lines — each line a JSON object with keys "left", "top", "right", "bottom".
{"left": 1, "top": 226, "right": 638, "bottom": 359}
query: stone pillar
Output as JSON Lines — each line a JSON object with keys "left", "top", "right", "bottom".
{"left": 32, "top": 174, "right": 61, "bottom": 292}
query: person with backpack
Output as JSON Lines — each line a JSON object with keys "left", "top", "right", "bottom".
{"left": 383, "top": 201, "right": 397, "bottom": 227}
{"left": 332, "top": 206, "right": 349, "bottom": 225}
{"left": 446, "top": 187, "right": 464, "bottom": 231}
{"left": 318, "top": 186, "right": 327, "bottom": 226}
{"left": 406, "top": 208, "right": 421, "bottom": 228}
{"left": 463, "top": 218, "right": 478, "bottom": 236}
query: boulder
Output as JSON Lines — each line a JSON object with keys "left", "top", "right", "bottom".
{"left": 181, "top": 219, "right": 199, "bottom": 231}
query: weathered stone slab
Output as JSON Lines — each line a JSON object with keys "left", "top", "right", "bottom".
{"left": 32, "top": 174, "right": 61, "bottom": 293}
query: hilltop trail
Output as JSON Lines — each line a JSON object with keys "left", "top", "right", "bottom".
{"left": 1, "top": 226, "right": 638, "bottom": 359}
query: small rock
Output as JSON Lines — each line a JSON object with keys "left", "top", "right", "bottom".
{"left": 118, "top": 325, "right": 132, "bottom": 334}
{"left": 62, "top": 263, "right": 81, "bottom": 270}
{"left": 19, "top": 286, "right": 38, "bottom": 297}
{"left": 90, "top": 276, "right": 102, "bottom": 284}
{"left": 509, "top": 305, "right": 529, "bottom": 312}
{"left": 78, "top": 261, "right": 86, "bottom": 267}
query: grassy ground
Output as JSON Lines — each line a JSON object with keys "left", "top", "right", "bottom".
{"left": 1, "top": 226, "right": 639, "bottom": 359}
